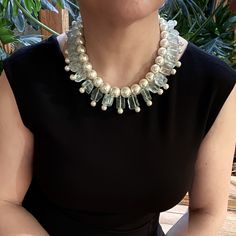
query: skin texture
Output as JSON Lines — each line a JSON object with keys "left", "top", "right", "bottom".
{"left": 0, "top": 0, "right": 236, "bottom": 235}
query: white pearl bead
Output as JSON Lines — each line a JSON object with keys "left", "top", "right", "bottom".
{"left": 121, "top": 87, "right": 131, "bottom": 98}
{"left": 157, "top": 89, "right": 164, "bottom": 95}
{"left": 135, "top": 107, "right": 141, "bottom": 112}
{"left": 72, "top": 20, "right": 77, "bottom": 26}
{"left": 79, "top": 53, "right": 88, "bottom": 63}
{"left": 159, "top": 18, "right": 165, "bottom": 24}
{"left": 146, "top": 100, "right": 152, "bottom": 106}
{"left": 158, "top": 47, "right": 167, "bottom": 56}
{"left": 77, "top": 45, "right": 86, "bottom": 53}
{"left": 131, "top": 84, "right": 141, "bottom": 95}
{"left": 88, "top": 70, "right": 97, "bottom": 79}
{"left": 163, "top": 84, "right": 169, "bottom": 90}
{"left": 155, "top": 56, "right": 164, "bottom": 66}
{"left": 160, "top": 39, "right": 169, "bottom": 48}
{"left": 70, "top": 74, "right": 76, "bottom": 80}
{"left": 139, "top": 79, "right": 149, "bottom": 88}
{"left": 64, "top": 65, "right": 70, "bottom": 71}
{"left": 161, "top": 31, "right": 169, "bottom": 39}
{"left": 100, "top": 83, "right": 111, "bottom": 94}
{"left": 151, "top": 64, "right": 160, "bottom": 74}
{"left": 176, "top": 61, "right": 182, "bottom": 67}
{"left": 93, "top": 77, "right": 103, "bottom": 87}
{"left": 65, "top": 49, "right": 68, "bottom": 55}
{"left": 145, "top": 72, "right": 154, "bottom": 82}
{"left": 83, "top": 62, "right": 92, "bottom": 71}
{"left": 117, "top": 108, "right": 123, "bottom": 114}
{"left": 79, "top": 87, "right": 85, "bottom": 93}
{"left": 101, "top": 105, "right": 107, "bottom": 111}
{"left": 76, "top": 37, "right": 84, "bottom": 45}
{"left": 160, "top": 24, "right": 168, "bottom": 31}
{"left": 110, "top": 87, "right": 120, "bottom": 97}
{"left": 76, "top": 30, "right": 83, "bottom": 37}
{"left": 91, "top": 101, "right": 96, "bottom": 107}
{"left": 171, "top": 69, "right": 176, "bottom": 75}
{"left": 65, "top": 58, "right": 70, "bottom": 64}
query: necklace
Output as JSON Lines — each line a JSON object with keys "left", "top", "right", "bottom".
{"left": 64, "top": 16, "right": 183, "bottom": 114}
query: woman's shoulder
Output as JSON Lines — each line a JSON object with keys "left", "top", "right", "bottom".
{"left": 3, "top": 35, "right": 58, "bottom": 68}
{"left": 183, "top": 41, "right": 236, "bottom": 81}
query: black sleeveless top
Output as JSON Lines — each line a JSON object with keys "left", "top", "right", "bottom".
{"left": 2, "top": 35, "right": 236, "bottom": 236}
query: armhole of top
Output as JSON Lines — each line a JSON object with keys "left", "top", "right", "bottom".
{"left": 202, "top": 67, "right": 236, "bottom": 139}
{"left": 2, "top": 56, "right": 34, "bottom": 132}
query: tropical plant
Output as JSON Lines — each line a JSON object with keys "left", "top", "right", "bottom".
{"left": 0, "top": 0, "right": 79, "bottom": 72}
{"left": 160, "top": 0, "right": 236, "bottom": 68}
{"left": 0, "top": 0, "right": 236, "bottom": 73}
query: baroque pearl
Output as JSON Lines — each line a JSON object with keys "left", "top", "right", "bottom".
{"left": 93, "top": 77, "right": 103, "bottom": 87}
{"left": 158, "top": 47, "right": 167, "bottom": 56}
{"left": 91, "top": 101, "right": 96, "bottom": 107}
{"left": 131, "top": 84, "right": 141, "bottom": 95}
{"left": 83, "top": 62, "right": 92, "bottom": 71}
{"left": 145, "top": 72, "right": 154, "bottom": 82}
{"left": 146, "top": 100, "right": 152, "bottom": 106}
{"left": 110, "top": 87, "right": 120, "bottom": 97}
{"left": 139, "top": 79, "right": 149, "bottom": 88}
{"left": 88, "top": 70, "right": 97, "bottom": 79}
{"left": 160, "top": 39, "right": 169, "bottom": 48}
{"left": 77, "top": 45, "right": 86, "bottom": 53}
{"left": 151, "top": 64, "right": 160, "bottom": 74}
{"left": 155, "top": 56, "right": 164, "bottom": 66}
{"left": 121, "top": 87, "right": 131, "bottom": 98}
{"left": 79, "top": 53, "right": 88, "bottom": 63}
{"left": 100, "top": 83, "right": 111, "bottom": 94}
{"left": 64, "top": 65, "right": 70, "bottom": 71}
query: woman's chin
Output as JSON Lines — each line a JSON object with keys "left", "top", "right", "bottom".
{"left": 78, "top": 0, "right": 164, "bottom": 26}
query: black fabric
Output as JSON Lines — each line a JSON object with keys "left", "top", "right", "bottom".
{"left": 2, "top": 35, "right": 236, "bottom": 236}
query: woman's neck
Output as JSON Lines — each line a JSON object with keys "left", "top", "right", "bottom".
{"left": 80, "top": 11, "right": 160, "bottom": 87}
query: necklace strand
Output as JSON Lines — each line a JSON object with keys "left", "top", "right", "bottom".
{"left": 64, "top": 16, "right": 184, "bottom": 114}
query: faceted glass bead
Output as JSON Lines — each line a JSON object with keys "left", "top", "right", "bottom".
{"left": 159, "top": 67, "right": 172, "bottom": 76}
{"left": 140, "top": 88, "right": 152, "bottom": 102}
{"left": 116, "top": 96, "right": 126, "bottom": 110}
{"left": 68, "top": 52, "right": 79, "bottom": 61}
{"left": 90, "top": 87, "right": 103, "bottom": 102}
{"left": 74, "top": 70, "right": 87, "bottom": 82}
{"left": 147, "top": 82, "right": 160, "bottom": 93}
{"left": 163, "top": 61, "right": 176, "bottom": 69}
{"left": 167, "top": 48, "right": 179, "bottom": 55}
{"left": 153, "top": 74, "right": 168, "bottom": 86}
{"left": 82, "top": 80, "right": 94, "bottom": 94}
{"left": 102, "top": 93, "right": 114, "bottom": 107}
{"left": 69, "top": 61, "right": 81, "bottom": 72}
{"left": 127, "top": 94, "right": 140, "bottom": 110}
{"left": 164, "top": 54, "right": 177, "bottom": 63}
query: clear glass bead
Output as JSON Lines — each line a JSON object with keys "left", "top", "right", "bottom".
{"left": 127, "top": 94, "right": 140, "bottom": 110}
{"left": 102, "top": 93, "right": 114, "bottom": 107}
{"left": 140, "top": 88, "right": 152, "bottom": 102}
{"left": 90, "top": 87, "right": 103, "bottom": 102}
{"left": 82, "top": 80, "right": 94, "bottom": 94}
{"left": 159, "top": 67, "right": 172, "bottom": 76}
{"left": 147, "top": 82, "right": 161, "bottom": 94}
{"left": 74, "top": 70, "right": 87, "bottom": 82}
{"left": 116, "top": 96, "right": 126, "bottom": 110}
{"left": 153, "top": 74, "right": 168, "bottom": 86}
{"left": 69, "top": 61, "right": 81, "bottom": 72}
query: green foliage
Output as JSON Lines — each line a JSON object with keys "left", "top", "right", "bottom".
{"left": 160, "top": 0, "right": 236, "bottom": 69}
{"left": 0, "top": 0, "right": 235, "bottom": 74}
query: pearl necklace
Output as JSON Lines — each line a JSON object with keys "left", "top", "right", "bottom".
{"left": 64, "top": 16, "right": 183, "bottom": 114}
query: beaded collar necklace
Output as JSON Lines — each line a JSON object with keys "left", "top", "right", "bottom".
{"left": 64, "top": 16, "right": 184, "bottom": 114}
